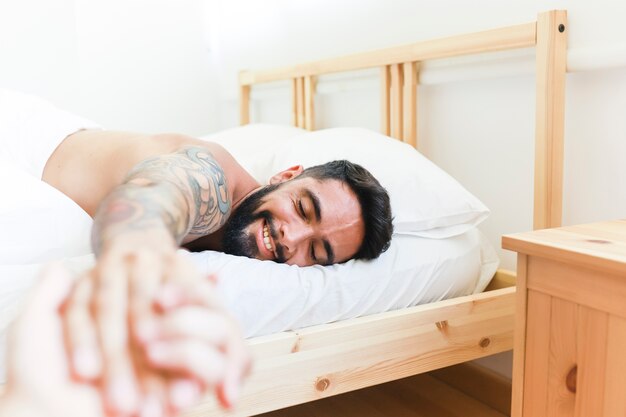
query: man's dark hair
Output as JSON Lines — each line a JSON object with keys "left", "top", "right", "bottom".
{"left": 299, "top": 160, "right": 393, "bottom": 260}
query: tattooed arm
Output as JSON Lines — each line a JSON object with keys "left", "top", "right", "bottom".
{"left": 62, "top": 145, "right": 250, "bottom": 416}
{"left": 91, "top": 146, "right": 231, "bottom": 254}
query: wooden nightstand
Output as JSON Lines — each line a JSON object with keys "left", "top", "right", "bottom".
{"left": 503, "top": 220, "right": 626, "bottom": 417}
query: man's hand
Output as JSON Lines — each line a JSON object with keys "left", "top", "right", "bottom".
{"left": 62, "top": 240, "right": 251, "bottom": 416}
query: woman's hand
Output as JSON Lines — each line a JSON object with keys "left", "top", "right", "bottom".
{"left": 2, "top": 264, "right": 106, "bottom": 417}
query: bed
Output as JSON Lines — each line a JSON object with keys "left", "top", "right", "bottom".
{"left": 182, "top": 9, "right": 568, "bottom": 417}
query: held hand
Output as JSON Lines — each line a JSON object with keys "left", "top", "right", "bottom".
{"left": 62, "top": 233, "right": 251, "bottom": 416}
{"left": 3, "top": 264, "right": 106, "bottom": 417}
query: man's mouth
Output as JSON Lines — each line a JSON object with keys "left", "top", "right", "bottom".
{"left": 262, "top": 223, "right": 274, "bottom": 253}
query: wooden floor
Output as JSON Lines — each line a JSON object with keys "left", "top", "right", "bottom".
{"left": 258, "top": 366, "right": 511, "bottom": 417}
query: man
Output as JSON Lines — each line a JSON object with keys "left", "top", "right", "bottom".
{"left": 40, "top": 127, "right": 392, "bottom": 415}
{"left": 3, "top": 89, "right": 392, "bottom": 415}
{"left": 42, "top": 129, "right": 393, "bottom": 266}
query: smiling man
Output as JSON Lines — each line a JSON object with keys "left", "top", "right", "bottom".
{"left": 3, "top": 89, "right": 393, "bottom": 416}
{"left": 44, "top": 130, "right": 393, "bottom": 267}
{"left": 40, "top": 128, "right": 393, "bottom": 415}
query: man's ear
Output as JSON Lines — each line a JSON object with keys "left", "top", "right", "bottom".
{"left": 269, "top": 165, "right": 304, "bottom": 185}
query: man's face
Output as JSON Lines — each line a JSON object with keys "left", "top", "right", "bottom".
{"left": 222, "top": 176, "right": 365, "bottom": 266}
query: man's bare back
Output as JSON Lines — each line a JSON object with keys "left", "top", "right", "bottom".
{"left": 43, "top": 130, "right": 259, "bottom": 220}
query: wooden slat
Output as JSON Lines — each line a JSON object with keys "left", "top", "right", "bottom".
{"left": 380, "top": 66, "right": 391, "bottom": 136}
{"left": 533, "top": 10, "right": 567, "bottom": 229}
{"left": 603, "top": 315, "right": 626, "bottom": 417}
{"left": 296, "top": 77, "right": 305, "bottom": 128}
{"left": 291, "top": 78, "right": 298, "bottom": 127}
{"left": 239, "top": 22, "right": 537, "bottom": 85}
{"left": 522, "top": 290, "right": 551, "bottom": 417}
{"left": 575, "top": 306, "right": 608, "bottom": 417}
{"left": 184, "top": 287, "right": 515, "bottom": 417}
{"left": 545, "top": 297, "right": 577, "bottom": 417}
{"left": 402, "top": 61, "right": 418, "bottom": 148}
{"left": 390, "top": 63, "right": 403, "bottom": 140}
{"left": 303, "top": 75, "right": 315, "bottom": 131}
{"left": 239, "top": 85, "right": 250, "bottom": 125}
{"left": 511, "top": 254, "right": 528, "bottom": 417}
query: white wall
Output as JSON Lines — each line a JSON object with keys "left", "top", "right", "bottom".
{"left": 208, "top": 0, "right": 626, "bottom": 266}
{"left": 208, "top": 0, "right": 626, "bottom": 377}
{"left": 0, "top": 0, "right": 217, "bottom": 135}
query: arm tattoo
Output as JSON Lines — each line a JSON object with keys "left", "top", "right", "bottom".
{"left": 92, "top": 146, "right": 231, "bottom": 254}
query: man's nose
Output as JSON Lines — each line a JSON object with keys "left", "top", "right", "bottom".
{"left": 280, "top": 222, "right": 313, "bottom": 255}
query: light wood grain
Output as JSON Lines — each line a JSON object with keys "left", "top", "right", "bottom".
{"left": 545, "top": 297, "right": 577, "bottom": 417}
{"left": 291, "top": 78, "right": 298, "bottom": 127}
{"left": 507, "top": 219, "right": 626, "bottom": 417}
{"left": 503, "top": 219, "right": 626, "bottom": 276}
{"left": 402, "top": 61, "right": 418, "bottom": 148}
{"left": 296, "top": 77, "right": 305, "bottom": 128}
{"left": 603, "top": 315, "right": 626, "bottom": 416}
{"left": 510, "top": 254, "right": 528, "bottom": 417}
{"left": 527, "top": 256, "right": 626, "bottom": 319}
{"left": 380, "top": 66, "right": 391, "bottom": 135}
{"left": 533, "top": 10, "right": 567, "bottom": 229}
{"left": 183, "top": 287, "right": 515, "bottom": 417}
{"left": 239, "top": 22, "right": 537, "bottom": 85}
{"left": 239, "top": 85, "right": 250, "bottom": 125}
{"left": 303, "top": 75, "right": 315, "bottom": 131}
{"left": 522, "top": 290, "right": 551, "bottom": 417}
{"left": 390, "top": 63, "right": 403, "bottom": 140}
{"left": 575, "top": 306, "right": 608, "bottom": 417}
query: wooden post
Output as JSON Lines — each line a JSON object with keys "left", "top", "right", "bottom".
{"left": 240, "top": 85, "right": 250, "bottom": 125}
{"left": 402, "top": 62, "right": 418, "bottom": 148}
{"left": 390, "top": 63, "right": 403, "bottom": 140}
{"left": 304, "top": 75, "right": 315, "bottom": 131}
{"left": 291, "top": 78, "right": 298, "bottom": 127}
{"left": 296, "top": 77, "right": 305, "bottom": 128}
{"left": 534, "top": 10, "right": 567, "bottom": 230}
{"left": 380, "top": 66, "right": 391, "bottom": 136}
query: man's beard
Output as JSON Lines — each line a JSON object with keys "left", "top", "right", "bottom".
{"left": 222, "top": 183, "right": 284, "bottom": 261}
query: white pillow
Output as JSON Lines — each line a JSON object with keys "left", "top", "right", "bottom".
{"left": 0, "top": 162, "right": 93, "bottom": 265}
{"left": 272, "top": 127, "right": 489, "bottom": 238}
{"left": 201, "top": 123, "right": 307, "bottom": 183}
{"left": 184, "top": 228, "right": 498, "bottom": 338}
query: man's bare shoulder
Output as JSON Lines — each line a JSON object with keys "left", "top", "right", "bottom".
{"left": 43, "top": 130, "right": 257, "bottom": 217}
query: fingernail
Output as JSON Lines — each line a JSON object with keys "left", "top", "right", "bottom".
{"left": 73, "top": 347, "right": 100, "bottom": 380}
{"left": 170, "top": 380, "right": 200, "bottom": 410}
{"left": 108, "top": 376, "right": 138, "bottom": 414}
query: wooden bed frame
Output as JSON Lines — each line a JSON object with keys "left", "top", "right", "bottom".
{"left": 185, "top": 10, "right": 567, "bottom": 417}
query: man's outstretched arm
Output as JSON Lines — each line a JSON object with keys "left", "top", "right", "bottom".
{"left": 64, "top": 145, "right": 250, "bottom": 415}
{"left": 91, "top": 145, "right": 231, "bottom": 254}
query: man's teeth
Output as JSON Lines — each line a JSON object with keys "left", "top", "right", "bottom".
{"left": 263, "top": 225, "right": 273, "bottom": 251}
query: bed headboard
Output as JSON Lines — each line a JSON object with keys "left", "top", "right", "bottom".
{"left": 238, "top": 10, "right": 567, "bottom": 230}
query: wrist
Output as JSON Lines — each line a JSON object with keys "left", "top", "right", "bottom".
{"left": 95, "top": 228, "right": 178, "bottom": 256}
